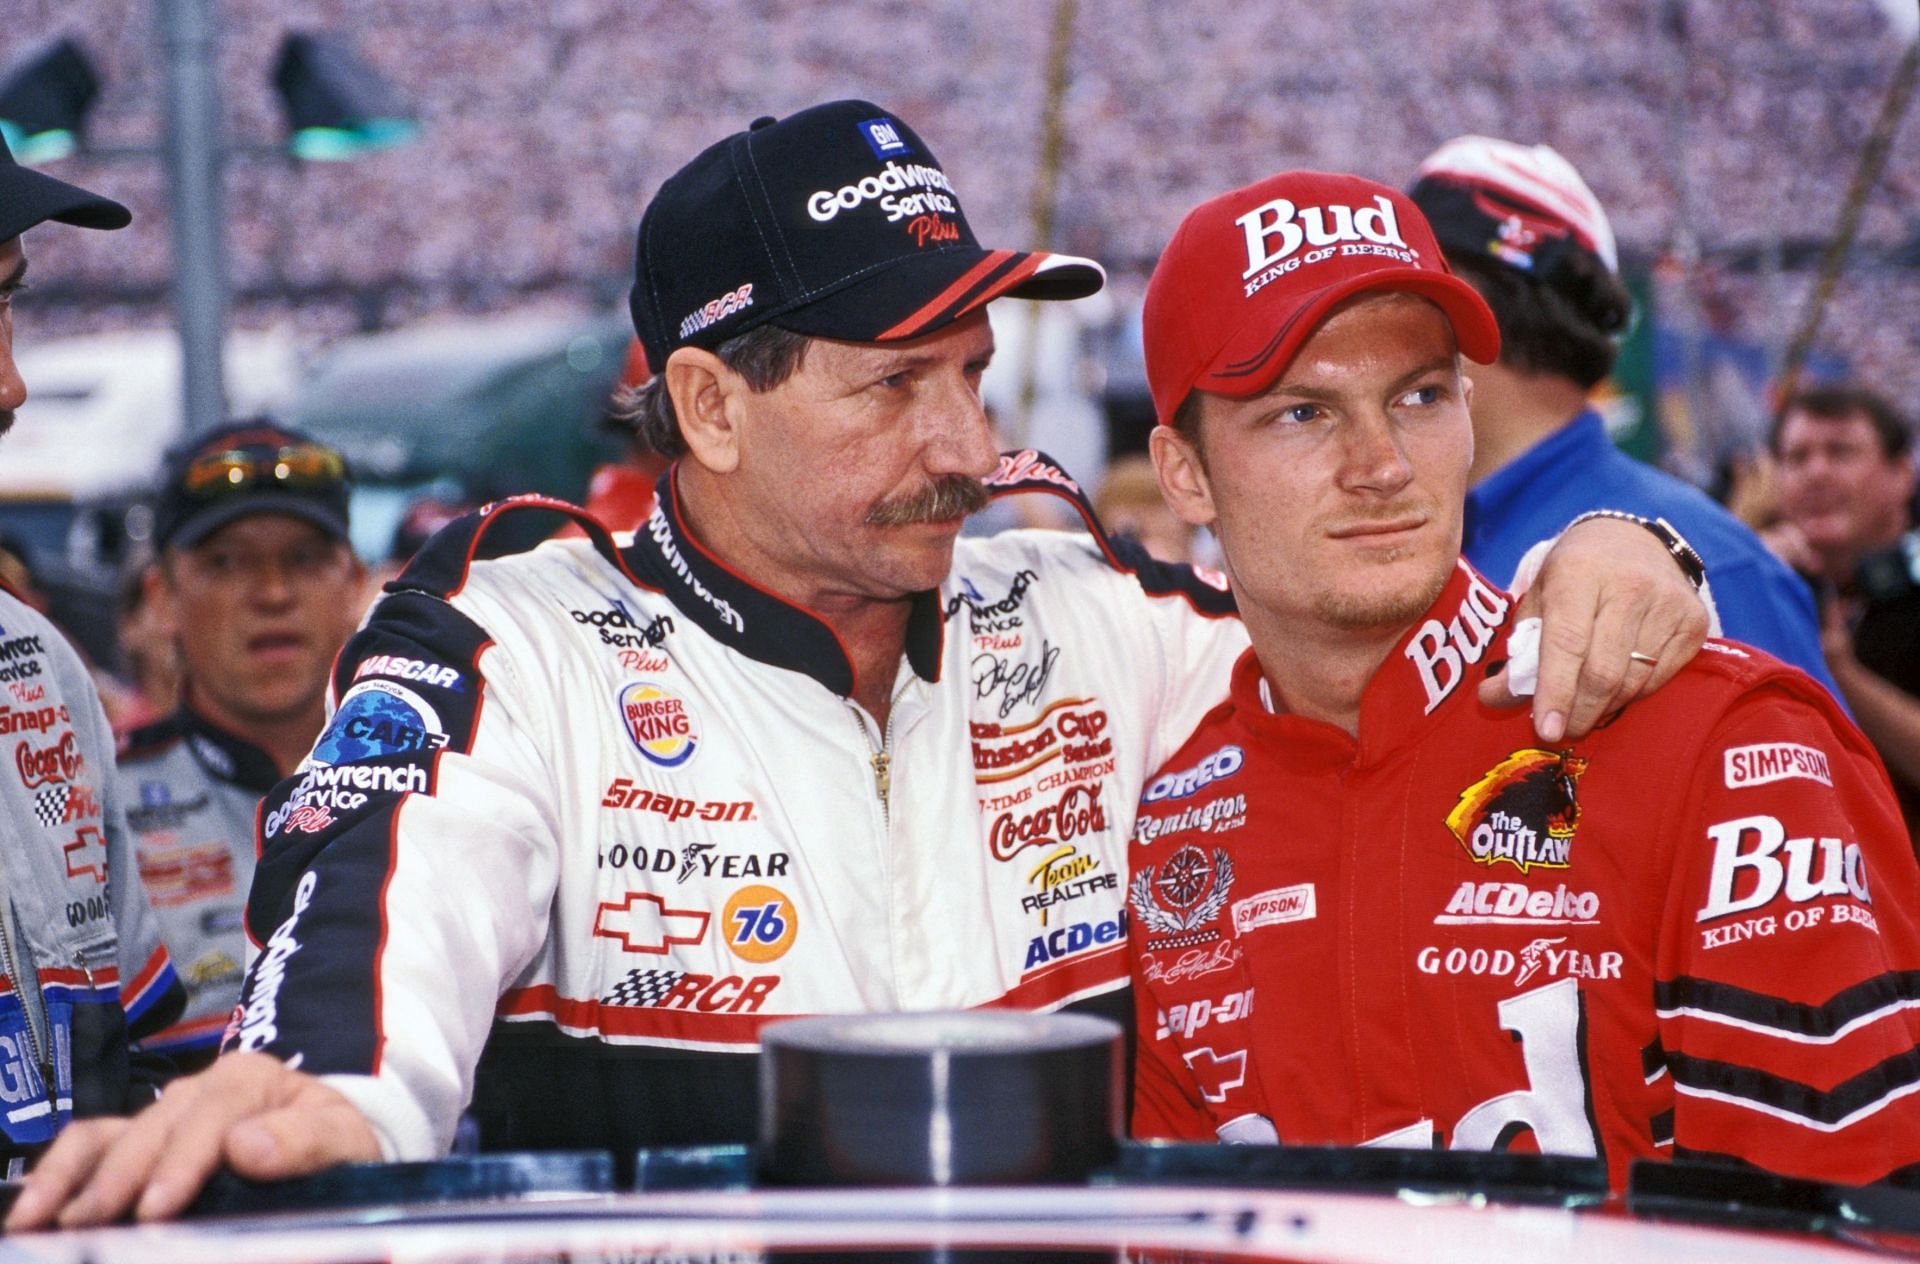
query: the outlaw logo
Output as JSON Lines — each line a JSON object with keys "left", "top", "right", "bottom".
{"left": 1445, "top": 749, "right": 1590, "bottom": 873}
{"left": 1130, "top": 844, "right": 1234, "bottom": 948}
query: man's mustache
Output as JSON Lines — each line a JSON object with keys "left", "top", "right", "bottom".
{"left": 866, "top": 474, "right": 992, "bottom": 527}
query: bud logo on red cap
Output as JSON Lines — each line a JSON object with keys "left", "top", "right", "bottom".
{"left": 1238, "top": 195, "right": 1416, "bottom": 296}
{"left": 1141, "top": 170, "right": 1500, "bottom": 426}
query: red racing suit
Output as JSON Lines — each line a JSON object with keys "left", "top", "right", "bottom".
{"left": 1131, "top": 561, "right": 1920, "bottom": 1190}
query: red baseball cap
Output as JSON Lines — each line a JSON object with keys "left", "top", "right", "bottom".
{"left": 1143, "top": 170, "right": 1500, "bottom": 425}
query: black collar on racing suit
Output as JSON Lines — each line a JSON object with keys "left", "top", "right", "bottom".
{"left": 387, "top": 449, "right": 1235, "bottom": 702}
{"left": 122, "top": 704, "right": 285, "bottom": 795}
{"left": 619, "top": 464, "right": 946, "bottom": 699}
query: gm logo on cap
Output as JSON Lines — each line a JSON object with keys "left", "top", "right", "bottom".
{"left": 860, "top": 118, "right": 909, "bottom": 159}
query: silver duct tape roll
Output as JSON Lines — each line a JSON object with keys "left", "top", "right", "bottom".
{"left": 758, "top": 1011, "right": 1122, "bottom": 1187}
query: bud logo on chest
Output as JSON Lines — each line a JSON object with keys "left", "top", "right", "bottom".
{"left": 1405, "top": 568, "right": 1511, "bottom": 713}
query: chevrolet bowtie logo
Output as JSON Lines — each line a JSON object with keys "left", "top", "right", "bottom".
{"left": 63, "top": 824, "right": 107, "bottom": 885}
{"left": 593, "top": 892, "right": 710, "bottom": 954}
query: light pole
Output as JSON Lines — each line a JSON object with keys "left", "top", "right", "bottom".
{"left": 158, "top": 0, "right": 229, "bottom": 432}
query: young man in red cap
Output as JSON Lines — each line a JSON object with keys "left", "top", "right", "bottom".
{"left": 1130, "top": 170, "right": 1920, "bottom": 1189}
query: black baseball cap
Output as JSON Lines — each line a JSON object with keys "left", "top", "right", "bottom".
{"left": 154, "top": 420, "right": 352, "bottom": 551}
{"left": 0, "top": 132, "right": 130, "bottom": 242}
{"left": 629, "top": 100, "right": 1104, "bottom": 368}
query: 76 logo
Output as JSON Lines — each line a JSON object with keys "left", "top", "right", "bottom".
{"left": 724, "top": 884, "right": 799, "bottom": 964}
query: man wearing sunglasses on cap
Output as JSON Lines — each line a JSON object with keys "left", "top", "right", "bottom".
{"left": 0, "top": 135, "right": 184, "bottom": 1178}
{"left": 111, "top": 422, "right": 365, "bottom": 1075}
{"left": 15, "top": 101, "right": 1713, "bottom": 1229}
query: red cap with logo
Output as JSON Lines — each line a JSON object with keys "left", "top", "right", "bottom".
{"left": 1143, "top": 170, "right": 1501, "bottom": 425}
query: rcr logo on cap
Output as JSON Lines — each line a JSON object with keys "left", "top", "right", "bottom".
{"left": 1235, "top": 195, "right": 1411, "bottom": 285}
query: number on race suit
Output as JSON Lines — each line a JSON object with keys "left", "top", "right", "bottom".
{"left": 1359, "top": 980, "right": 1599, "bottom": 1156}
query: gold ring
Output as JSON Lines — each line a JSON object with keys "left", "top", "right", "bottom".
{"left": 1628, "top": 651, "right": 1659, "bottom": 667}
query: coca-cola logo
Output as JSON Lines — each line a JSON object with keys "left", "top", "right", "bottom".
{"left": 16, "top": 732, "right": 82, "bottom": 789}
{"left": 989, "top": 782, "right": 1109, "bottom": 862}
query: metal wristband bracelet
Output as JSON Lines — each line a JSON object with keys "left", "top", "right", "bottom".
{"left": 1565, "top": 510, "right": 1708, "bottom": 592}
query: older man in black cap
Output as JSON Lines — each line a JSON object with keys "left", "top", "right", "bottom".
{"left": 0, "top": 136, "right": 184, "bottom": 1179}
{"left": 13, "top": 101, "right": 1710, "bottom": 1229}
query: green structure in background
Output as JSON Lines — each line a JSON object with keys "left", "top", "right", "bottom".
{"left": 1603, "top": 272, "right": 1662, "bottom": 466}
{"left": 272, "top": 33, "right": 420, "bottom": 162}
{"left": 288, "top": 313, "right": 632, "bottom": 559}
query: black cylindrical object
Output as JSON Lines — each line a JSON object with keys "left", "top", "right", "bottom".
{"left": 759, "top": 1011, "right": 1121, "bottom": 1187}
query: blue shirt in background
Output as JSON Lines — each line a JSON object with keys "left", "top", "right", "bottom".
{"left": 1463, "top": 410, "right": 1840, "bottom": 699}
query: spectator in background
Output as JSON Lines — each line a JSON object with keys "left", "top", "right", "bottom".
{"left": 112, "top": 422, "right": 365, "bottom": 1071}
{"left": 1093, "top": 453, "right": 1196, "bottom": 564}
{"left": 1407, "top": 137, "right": 1839, "bottom": 695}
{"left": 0, "top": 133, "right": 182, "bottom": 1175}
{"left": 1765, "top": 386, "right": 1920, "bottom": 847}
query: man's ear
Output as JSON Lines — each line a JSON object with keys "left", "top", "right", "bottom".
{"left": 665, "top": 348, "right": 743, "bottom": 475}
{"left": 1149, "top": 422, "right": 1218, "bottom": 529}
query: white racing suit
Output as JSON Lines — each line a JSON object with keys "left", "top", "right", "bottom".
{"left": 230, "top": 452, "right": 1248, "bottom": 1160}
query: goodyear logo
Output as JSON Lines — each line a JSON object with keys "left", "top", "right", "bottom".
{"left": 618, "top": 680, "right": 699, "bottom": 768}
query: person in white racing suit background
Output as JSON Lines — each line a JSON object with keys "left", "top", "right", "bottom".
{"left": 0, "top": 130, "right": 184, "bottom": 1179}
